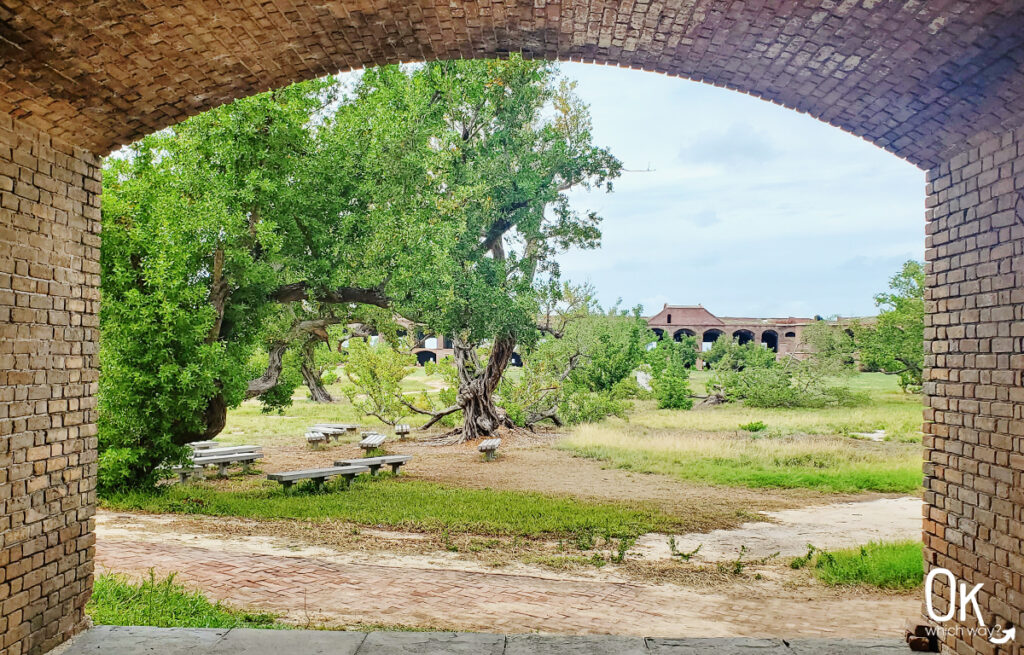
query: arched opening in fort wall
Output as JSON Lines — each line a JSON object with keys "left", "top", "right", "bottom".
{"left": 1, "top": 3, "right": 1023, "bottom": 654}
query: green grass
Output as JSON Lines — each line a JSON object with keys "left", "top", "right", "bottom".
{"left": 658, "top": 372, "right": 923, "bottom": 442}
{"left": 558, "top": 425, "right": 921, "bottom": 492}
{"left": 101, "top": 477, "right": 681, "bottom": 538}
{"left": 812, "top": 540, "right": 924, "bottom": 590}
{"left": 88, "top": 572, "right": 287, "bottom": 628}
{"left": 557, "top": 372, "right": 923, "bottom": 493}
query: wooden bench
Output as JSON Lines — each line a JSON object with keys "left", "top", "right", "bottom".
{"left": 267, "top": 465, "right": 370, "bottom": 491}
{"left": 189, "top": 441, "right": 220, "bottom": 451}
{"left": 334, "top": 455, "right": 412, "bottom": 476}
{"left": 478, "top": 438, "right": 501, "bottom": 461}
{"left": 395, "top": 424, "right": 410, "bottom": 440}
{"left": 358, "top": 433, "right": 386, "bottom": 454}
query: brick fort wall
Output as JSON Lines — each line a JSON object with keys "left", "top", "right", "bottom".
{"left": 924, "top": 124, "right": 1024, "bottom": 655}
{"left": 0, "top": 116, "right": 99, "bottom": 654}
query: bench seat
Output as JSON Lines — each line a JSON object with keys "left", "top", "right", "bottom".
{"left": 189, "top": 441, "right": 220, "bottom": 450}
{"left": 358, "top": 433, "right": 386, "bottom": 452}
{"left": 191, "top": 445, "right": 262, "bottom": 457}
{"left": 313, "top": 423, "right": 358, "bottom": 431}
{"left": 334, "top": 455, "right": 412, "bottom": 475}
{"left": 478, "top": 438, "right": 501, "bottom": 461}
{"left": 267, "top": 465, "right": 370, "bottom": 490}
{"left": 191, "top": 451, "right": 263, "bottom": 477}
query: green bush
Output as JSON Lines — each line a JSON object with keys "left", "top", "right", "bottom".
{"left": 739, "top": 421, "right": 766, "bottom": 432}
{"left": 559, "top": 390, "right": 631, "bottom": 425}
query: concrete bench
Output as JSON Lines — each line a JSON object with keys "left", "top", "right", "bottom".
{"left": 173, "top": 465, "right": 205, "bottom": 483}
{"left": 395, "top": 424, "right": 410, "bottom": 440}
{"left": 267, "top": 465, "right": 370, "bottom": 491}
{"left": 358, "top": 433, "right": 386, "bottom": 453}
{"left": 191, "top": 445, "right": 262, "bottom": 458}
{"left": 334, "top": 455, "right": 412, "bottom": 476}
{"left": 189, "top": 441, "right": 220, "bottom": 450}
{"left": 478, "top": 438, "right": 501, "bottom": 461}
{"left": 190, "top": 451, "right": 263, "bottom": 477}
{"left": 306, "top": 430, "right": 330, "bottom": 446}
{"left": 313, "top": 423, "right": 358, "bottom": 433}
{"left": 173, "top": 446, "right": 263, "bottom": 481}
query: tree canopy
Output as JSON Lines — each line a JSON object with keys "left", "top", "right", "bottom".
{"left": 98, "top": 57, "right": 622, "bottom": 489}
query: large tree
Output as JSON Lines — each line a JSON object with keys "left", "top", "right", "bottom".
{"left": 401, "top": 58, "right": 622, "bottom": 440}
{"left": 99, "top": 74, "right": 454, "bottom": 488}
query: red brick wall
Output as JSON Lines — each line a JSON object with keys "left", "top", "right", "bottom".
{"left": 924, "top": 124, "right": 1024, "bottom": 655}
{"left": 0, "top": 116, "right": 99, "bottom": 655}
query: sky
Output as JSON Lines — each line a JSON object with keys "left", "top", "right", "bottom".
{"left": 556, "top": 62, "right": 925, "bottom": 319}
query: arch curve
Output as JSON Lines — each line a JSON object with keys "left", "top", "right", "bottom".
{"left": 0, "top": 3, "right": 1020, "bottom": 167}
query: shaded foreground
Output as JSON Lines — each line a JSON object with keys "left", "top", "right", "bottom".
{"left": 62, "top": 626, "right": 909, "bottom": 654}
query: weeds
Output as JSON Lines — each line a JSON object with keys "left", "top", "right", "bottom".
{"left": 668, "top": 537, "right": 702, "bottom": 561}
{"left": 87, "top": 571, "right": 285, "bottom": 629}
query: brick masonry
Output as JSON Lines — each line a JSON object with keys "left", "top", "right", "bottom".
{"left": 923, "top": 124, "right": 1024, "bottom": 655}
{"left": 0, "top": 116, "right": 100, "bottom": 654}
{"left": 0, "top": 2, "right": 1023, "bottom": 655}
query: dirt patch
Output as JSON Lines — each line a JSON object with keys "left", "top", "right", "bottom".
{"left": 633, "top": 496, "right": 922, "bottom": 562}
{"left": 198, "top": 436, "right": 906, "bottom": 534}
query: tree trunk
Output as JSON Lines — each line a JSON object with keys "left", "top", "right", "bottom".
{"left": 454, "top": 335, "right": 515, "bottom": 441}
{"left": 300, "top": 339, "right": 333, "bottom": 403}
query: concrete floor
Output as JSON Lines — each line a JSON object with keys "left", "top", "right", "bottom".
{"left": 60, "top": 626, "right": 911, "bottom": 654}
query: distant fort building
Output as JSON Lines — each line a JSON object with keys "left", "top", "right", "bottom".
{"left": 645, "top": 304, "right": 814, "bottom": 361}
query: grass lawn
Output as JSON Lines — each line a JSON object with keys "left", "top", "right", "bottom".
{"left": 101, "top": 477, "right": 683, "bottom": 538}
{"left": 811, "top": 541, "right": 924, "bottom": 590}
{"left": 88, "top": 572, "right": 286, "bottom": 629}
{"left": 558, "top": 372, "right": 923, "bottom": 493}
{"left": 642, "top": 372, "right": 923, "bottom": 442}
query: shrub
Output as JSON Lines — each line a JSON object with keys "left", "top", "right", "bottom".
{"left": 739, "top": 421, "right": 766, "bottom": 432}
{"left": 559, "top": 390, "right": 631, "bottom": 425}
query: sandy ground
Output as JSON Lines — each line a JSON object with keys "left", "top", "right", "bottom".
{"left": 240, "top": 436, "right": 901, "bottom": 533}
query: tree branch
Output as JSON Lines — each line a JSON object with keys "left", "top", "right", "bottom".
{"left": 270, "top": 282, "right": 391, "bottom": 308}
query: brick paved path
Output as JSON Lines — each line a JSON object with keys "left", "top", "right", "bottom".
{"left": 96, "top": 538, "right": 917, "bottom": 637}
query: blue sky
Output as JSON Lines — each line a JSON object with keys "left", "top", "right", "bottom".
{"left": 557, "top": 62, "right": 925, "bottom": 319}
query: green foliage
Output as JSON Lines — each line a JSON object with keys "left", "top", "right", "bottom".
{"left": 493, "top": 304, "right": 648, "bottom": 427}
{"left": 100, "top": 478, "right": 682, "bottom": 538}
{"left": 703, "top": 338, "right": 777, "bottom": 370}
{"left": 739, "top": 421, "right": 767, "bottom": 432}
{"left": 558, "top": 390, "right": 632, "bottom": 425}
{"left": 854, "top": 261, "right": 925, "bottom": 392}
{"left": 88, "top": 572, "right": 285, "bottom": 629}
{"left": 653, "top": 358, "right": 694, "bottom": 410}
{"left": 707, "top": 335, "right": 863, "bottom": 409}
{"left": 342, "top": 339, "right": 415, "bottom": 425}
{"left": 813, "top": 541, "right": 924, "bottom": 589}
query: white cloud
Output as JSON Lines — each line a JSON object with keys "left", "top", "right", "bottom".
{"left": 557, "top": 62, "right": 925, "bottom": 317}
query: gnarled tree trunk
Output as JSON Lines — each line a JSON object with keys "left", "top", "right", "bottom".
{"left": 300, "top": 338, "right": 333, "bottom": 403}
{"left": 454, "top": 335, "right": 515, "bottom": 441}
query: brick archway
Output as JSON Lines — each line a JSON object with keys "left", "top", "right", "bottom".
{"left": 2, "top": 3, "right": 1024, "bottom": 654}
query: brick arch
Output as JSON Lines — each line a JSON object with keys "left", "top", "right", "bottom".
{"left": 3, "top": 3, "right": 1024, "bottom": 655}
{"left": 1, "top": 2, "right": 1022, "bottom": 166}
